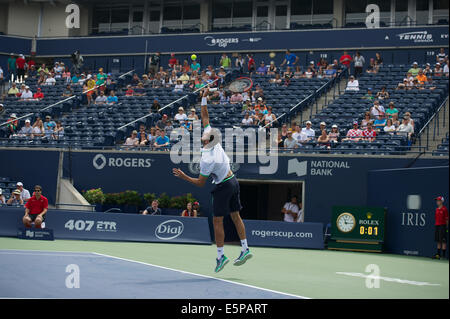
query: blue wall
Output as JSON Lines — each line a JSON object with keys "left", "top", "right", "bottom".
{"left": 368, "top": 166, "right": 449, "bottom": 257}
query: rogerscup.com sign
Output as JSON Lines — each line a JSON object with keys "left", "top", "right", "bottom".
{"left": 244, "top": 220, "right": 324, "bottom": 249}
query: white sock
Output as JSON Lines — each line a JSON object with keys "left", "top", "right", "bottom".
{"left": 240, "top": 239, "right": 248, "bottom": 251}
{"left": 217, "top": 247, "right": 224, "bottom": 259}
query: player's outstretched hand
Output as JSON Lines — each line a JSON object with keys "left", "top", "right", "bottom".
{"left": 172, "top": 168, "right": 186, "bottom": 179}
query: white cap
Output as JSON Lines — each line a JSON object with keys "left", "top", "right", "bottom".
{"left": 332, "top": 124, "right": 338, "bottom": 128}
{"left": 320, "top": 121, "right": 326, "bottom": 126}
{"left": 436, "top": 62, "right": 440, "bottom": 65}
{"left": 11, "top": 113, "right": 17, "bottom": 118}
{"left": 413, "top": 62, "right": 418, "bottom": 65}
{"left": 310, "top": 61, "right": 314, "bottom": 64}
{"left": 87, "top": 74, "right": 92, "bottom": 79}
{"left": 306, "top": 121, "right": 312, "bottom": 125}
{"left": 258, "top": 97, "right": 263, "bottom": 101}
{"left": 25, "top": 119, "right": 30, "bottom": 123}
{"left": 16, "top": 182, "right": 23, "bottom": 186}
{"left": 0, "top": 188, "right": 2, "bottom": 194}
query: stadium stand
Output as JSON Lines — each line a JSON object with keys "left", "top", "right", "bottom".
{"left": 433, "top": 132, "right": 450, "bottom": 156}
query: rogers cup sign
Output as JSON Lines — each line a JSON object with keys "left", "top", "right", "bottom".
{"left": 155, "top": 220, "right": 184, "bottom": 240}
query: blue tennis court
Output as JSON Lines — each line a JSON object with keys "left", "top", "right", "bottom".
{"left": 0, "top": 249, "right": 302, "bottom": 299}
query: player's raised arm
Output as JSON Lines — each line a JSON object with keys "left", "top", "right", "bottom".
{"left": 200, "top": 88, "right": 210, "bottom": 128}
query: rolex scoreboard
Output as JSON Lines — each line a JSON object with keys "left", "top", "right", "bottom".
{"left": 327, "top": 206, "right": 386, "bottom": 252}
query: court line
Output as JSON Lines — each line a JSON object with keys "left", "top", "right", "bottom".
{"left": 336, "top": 272, "right": 441, "bottom": 287}
{"left": 93, "top": 252, "right": 310, "bottom": 299}
{"left": 0, "top": 249, "right": 101, "bottom": 258}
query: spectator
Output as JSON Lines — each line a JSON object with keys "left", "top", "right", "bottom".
{"left": 345, "top": 75, "right": 359, "bottom": 91}
{"left": 362, "top": 88, "right": 375, "bottom": 101}
{"left": 317, "top": 129, "right": 330, "bottom": 147}
{"left": 190, "top": 59, "right": 201, "bottom": 73}
{"left": 434, "top": 63, "right": 443, "bottom": 77}
{"left": 403, "top": 112, "right": 415, "bottom": 128}
{"left": 22, "top": 185, "right": 48, "bottom": 229}
{"left": 7, "top": 82, "right": 19, "bottom": 97}
{"left": 247, "top": 54, "right": 256, "bottom": 74}
{"left": 181, "top": 119, "right": 192, "bottom": 133}
{"left": 280, "top": 49, "right": 299, "bottom": 67}
{"left": 353, "top": 51, "right": 365, "bottom": 77}
{"left": 383, "top": 118, "right": 397, "bottom": 135}
{"left": 281, "top": 196, "right": 300, "bottom": 222}
{"left": 264, "top": 107, "right": 277, "bottom": 126}
{"left": 84, "top": 74, "right": 96, "bottom": 105}
{"left": 148, "top": 52, "right": 161, "bottom": 75}
{"left": 241, "top": 112, "right": 253, "bottom": 126}
{"left": 397, "top": 117, "right": 414, "bottom": 139}
{"left": 187, "top": 108, "right": 199, "bottom": 121}
{"left": 432, "top": 196, "right": 448, "bottom": 260}
{"left": 362, "top": 122, "right": 377, "bottom": 141}
{"left": 77, "top": 73, "right": 86, "bottom": 86}
{"left": 344, "top": 121, "right": 363, "bottom": 142}
{"left": 137, "top": 125, "right": 149, "bottom": 146}
{"left": 283, "top": 66, "right": 293, "bottom": 78}
{"left": 0, "top": 65, "right": 4, "bottom": 85}
{"left": 18, "top": 119, "right": 33, "bottom": 137}
{"left": 107, "top": 90, "right": 118, "bottom": 105}
{"left": 165, "top": 120, "right": 174, "bottom": 136}
{"left": 7, "top": 189, "right": 24, "bottom": 206}
{"left": 436, "top": 47, "right": 448, "bottom": 64}
{"left": 94, "top": 91, "right": 107, "bottom": 105}
{"left": 292, "top": 124, "right": 309, "bottom": 145}
{"left": 267, "top": 61, "right": 278, "bottom": 75}
{"left": 324, "top": 65, "right": 337, "bottom": 78}
{"left": 339, "top": 51, "right": 352, "bottom": 69}
{"left": 375, "top": 52, "right": 383, "bottom": 66}
{"left": 301, "top": 121, "right": 315, "bottom": 140}
{"left": 318, "top": 122, "right": 327, "bottom": 135}
{"left": 235, "top": 54, "right": 245, "bottom": 72}
{"left": 154, "top": 129, "right": 170, "bottom": 149}
{"left": 173, "top": 80, "right": 184, "bottom": 93}
{"left": 385, "top": 102, "right": 399, "bottom": 120}
{"left": 125, "top": 85, "right": 134, "bottom": 96}
{"left": 6, "top": 113, "right": 19, "bottom": 136}
{"left": 376, "top": 86, "right": 389, "bottom": 101}
{"left": 7, "top": 53, "right": 17, "bottom": 81}
{"left": 53, "top": 62, "right": 63, "bottom": 78}
{"left": 269, "top": 73, "right": 283, "bottom": 84}
{"left": 16, "top": 182, "right": 31, "bottom": 203}
{"left": 408, "top": 62, "right": 420, "bottom": 76}
{"left": 134, "top": 82, "right": 146, "bottom": 96}
{"left": 20, "top": 86, "right": 33, "bottom": 101}
{"left": 182, "top": 60, "right": 190, "bottom": 73}
{"left": 31, "top": 118, "right": 44, "bottom": 138}
{"left": 53, "top": 121, "right": 64, "bottom": 140}
{"left": 181, "top": 202, "right": 198, "bottom": 217}
{"left": 174, "top": 107, "right": 188, "bottom": 123}
{"left": 328, "top": 124, "right": 340, "bottom": 143}
{"left": 62, "top": 84, "right": 73, "bottom": 97}
{"left": 443, "top": 61, "right": 449, "bottom": 76}
{"left": 16, "top": 54, "right": 27, "bottom": 82}
{"left": 361, "top": 112, "right": 373, "bottom": 130}
{"left": 279, "top": 124, "right": 288, "bottom": 145}
{"left": 44, "top": 74, "right": 56, "bottom": 86}
{"left": 37, "top": 63, "right": 50, "bottom": 76}
{"left": 416, "top": 69, "right": 428, "bottom": 84}
{"left": 156, "top": 114, "right": 169, "bottom": 130}
{"left": 124, "top": 130, "right": 139, "bottom": 148}
{"left": 230, "top": 92, "right": 243, "bottom": 104}
{"left": 373, "top": 114, "right": 387, "bottom": 131}
{"left": 142, "top": 200, "right": 162, "bottom": 215}
{"left": 370, "top": 100, "right": 385, "bottom": 118}
{"left": 219, "top": 53, "right": 232, "bottom": 69}
{"left": 168, "top": 53, "right": 178, "bottom": 69}
{"left": 178, "top": 71, "right": 190, "bottom": 85}
{"left": 0, "top": 189, "right": 5, "bottom": 204}
{"left": 366, "top": 58, "right": 378, "bottom": 74}
{"left": 193, "top": 201, "right": 201, "bottom": 216}
{"left": 256, "top": 61, "right": 268, "bottom": 75}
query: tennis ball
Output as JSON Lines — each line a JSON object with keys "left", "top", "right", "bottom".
{"left": 269, "top": 52, "right": 276, "bottom": 58}
{"left": 191, "top": 54, "right": 197, "bottom": 61}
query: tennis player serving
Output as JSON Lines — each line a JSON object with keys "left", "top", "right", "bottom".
{"left": 173, "top": 88, "right": 253, "bottom": 273}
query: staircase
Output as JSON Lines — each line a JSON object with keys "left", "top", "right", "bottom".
{"left": 292, "top": 76, "right": 348, "bottom": 126}
{"left": 416, "top": 97, "right": 449, "bottom": 154}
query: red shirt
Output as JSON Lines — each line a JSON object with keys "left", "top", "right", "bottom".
{"left": 16, "top": 57, "right": 26, "bottom": 69}
{"left": 435, "top": 205, "right": 448, "bottom": 226}
{"left": 33, "top": 92, "right": 44, "bottom": 99}
{"left": 248, "top": 57, "right": 255, "bottom": 69}
{"left": 340, "top": 54, "right": 352, "bottom": 67}
{"left": 362, "top": 129, "right": 377, "bottom": 138}
{"left": 168, "top": 58, "right": 177, "bottom": 67}
{"left": 25, "top": 195, "right": 48, "bottom": 215}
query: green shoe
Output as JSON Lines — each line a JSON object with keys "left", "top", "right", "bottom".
{"left": 215, "top": 255, "right": 229, "bottom": 273}
{"left": 233, "top": 248, "right": 253, "bottom": 266}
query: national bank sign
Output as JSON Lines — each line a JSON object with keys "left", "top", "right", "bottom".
{"left": 288, "top": 159, "right": 351, "bottom": 177}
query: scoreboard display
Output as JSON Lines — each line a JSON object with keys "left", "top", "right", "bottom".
{"left": 328, "top": 206, "right": 386, "bottom": 252}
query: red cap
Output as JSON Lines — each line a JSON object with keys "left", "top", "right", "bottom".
{"left": 435, "top": 196, "right": 445, "bottom": 201}
{"left": 193, "top": 201, "right": 199, "bottom": 205}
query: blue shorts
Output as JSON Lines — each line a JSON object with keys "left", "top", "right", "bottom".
{"left": 211, "top": 176, "right": 242, "bottom": 217}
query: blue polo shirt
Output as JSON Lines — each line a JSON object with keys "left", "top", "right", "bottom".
{"left": 156, "top": 136, "right": 169, "bottom": 145}
{"left": 285, "top": 53, "right": 297, "bottom": 65}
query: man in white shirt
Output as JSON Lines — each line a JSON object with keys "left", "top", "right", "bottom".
{"left": 18, "top": 119, "right": 33, "bottom": 136}
{"left": 241, "top": 113, "right": 253, "bottom": 126}
{"left": 16, "top": 182, "right": 31, "bottom": 202}
{"left": 20, "top": 86, "right": 33, "bottom": 100}
{"left": 301, "top": 121, "right": 315, "bottom": 139}
{"left": 45, "top": 75, "right": 56, "bottom": 85}
{"left": 397, "top": 117, "right": 414, "bottom": 139}
{"left": 173, "top": 88, "right": 252, "bottom": 273}
{"left": 345, "top": 75, "right": 359, "bottom": 91}
{"left": 281, "top": 196, "right": 299, "bottom": 222}
{"left": 174, "top": 107, "right": 188, "bottom": 122}
{"left": 370, "top": 100, "right": 385, "bottom": 118}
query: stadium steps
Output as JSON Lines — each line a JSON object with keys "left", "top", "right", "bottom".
{"left": 416, "top": 97, "right": 449, "bottom": 153}
{"left": 292, "top": 76, "right": 347, "bottom": 126}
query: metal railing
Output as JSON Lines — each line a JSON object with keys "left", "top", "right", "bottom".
{"left": 417, "top": 95, "right": 448, "bottom": 151}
